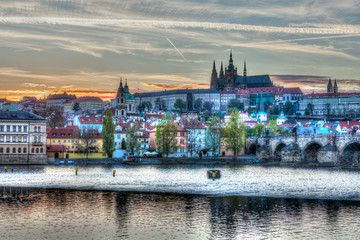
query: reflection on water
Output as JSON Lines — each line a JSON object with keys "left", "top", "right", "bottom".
{"left": 1, "top": 165, "right": 360, "bottom": 200}
{"left": 1, "top": 187, "right": 360, "bottom": 240}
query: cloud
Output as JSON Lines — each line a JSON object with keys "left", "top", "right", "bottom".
{"left": 271, "top": 74, "right": 360, "bottom": 91}
{"left": 143, "top": 83, "right": 208, "bottom": 90}
{"left": 1, "top": 17, "right": 360, "bottom": 35}
{"left": 22, "top": 83, "right": 47, "bottom": 88}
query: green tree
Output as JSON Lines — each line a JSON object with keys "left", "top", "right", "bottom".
{"left": 155, "top": 118, "right": 178, "bottom": 158}
{"left": 194, "top": 98, "right": 203, "bottom": 113}
{"left": 125, "top": 124, "right": 141, "bottom": 155}
{"left": 121, "top": 138, "right": 126, "bottom": 149}
{"left": 205, "top": 116, "right": 223, "bottom": 157}
{"left": 227, "top": 99, "right": 244, "bottom": 111}
{"left": 102, "top": 110, "right": 115, "bottom": 158}
{"left": 224, "top": 111, "right": 246, "bottom": 160}
{"left": 253, "top": 123, "right": 265, "bottom": 137}
{"left": 203, "top": 101, "right": 214, "bottom": 114}
{"left": 138, "top": 101, "right": 152, "bottom": 112}
{"left": 72, "top": 101, "right": 81, "bottom": 112}
{"left": 284, "top": 100, "right": 292, "bottom": 114}
{"left": 174, "top": 98, "right": 185, "bottom": 112}
{"left": 226, "top": 107, "right": 238, "bottom": 113}
{"left": 267, "top": 119, "right": 278, "bottom": 136}
{"left": 247, "top": 106, "right": 252, "bottom": 114}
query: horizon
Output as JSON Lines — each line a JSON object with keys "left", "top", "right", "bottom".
{"left": 1, "top": 1, "right": 360, "bottom": 101}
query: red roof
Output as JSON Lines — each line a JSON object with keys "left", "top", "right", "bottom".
{"left": 305, "top": 92, "right": 360, "bottom": 98}
{"left": 79, "top": 115, "right": 103, "bottom": 124}
{"left": 248, "top": 87, "right": 283, "bottom": 94}
{"left": 48, "top": 126, "right": 80, "bottom": 138}
{"left": 338, "top": 121, "right": 360, "bottom": 129}
{"left": 282, "top": 87, "right": 303, "bottom": 94}
{"left": 179, "top": 118, "right": 205, "bottom": 129}
{"left": 46, "top": 145, "right": 66, "bottom": 152}
{"left": 323, "top": 123, "right": 334, "bottom": 128}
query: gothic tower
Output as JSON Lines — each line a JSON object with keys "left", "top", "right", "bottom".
{"left": 240, "top": 60, "right": 247, "bottom": 90}
{"left": 210, "top": 60, "right": 218, "bottom": 89}
{"left": 333, "top": 79, "right": 338, "bottom": 93}
{"left": 224, "top": 50, "right": 237, "bottom": 90}
{"left": 327, "top": 78, "right": 333, "bottom": 93}
{"left": 219, "top": 61, "right": 224, "bottom": 79}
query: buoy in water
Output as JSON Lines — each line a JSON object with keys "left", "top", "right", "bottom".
{"left": 113, "top": 170, "right": 116, "bottom": 177}
{"left": 207, "top": 170, "right": 221, "bottom": 179}
{"left": 75, "top": 168, "right": 78, "bottom": 175}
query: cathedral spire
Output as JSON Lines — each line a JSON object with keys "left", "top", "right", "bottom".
{"left": 219, "top": 61, "right": 224, "bottom": 79}
{"left": 210, "top": 60, "right": 218, "bottom": 89}
{"left": 327, "top": 78, "right": 333, "bottom": 93}
{"left": 243, "top": 60, "right": 247, "bottom": 77}
{"left": 333, "top": 79, "right": 338, "bottom": 93}
{"left": 228, "top": 50, "right": 234, "bottom": 71}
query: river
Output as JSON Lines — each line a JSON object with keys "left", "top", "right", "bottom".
{"left": 0, "top": 165, "right": 360, "bottom": 239}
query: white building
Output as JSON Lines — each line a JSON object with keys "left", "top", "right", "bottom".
{"left": 0, "top": 111, "right": 48, "bottom": 164}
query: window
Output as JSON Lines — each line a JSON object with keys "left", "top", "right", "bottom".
{"left": 53, "top": 140, "right": 55, "bottom": 143}
{"left": 68, "top": 140, "right": 70, "bottom": 142}
{"left": 18, "top": 148, "right": 21, "bottom": 153}
{"left": 7, "top": 126, "right": 10, "bottom": 132}
{"left": 23, "top": 148, "right": 27, "bottom": 153}
{"left": 0, "top": 136, "right": 3, "bottom": 142}
{"left": 40, "top": 148, "right": 43, "bottom": 153}
{"left": 0, "top": 126, "right": 4, "bottom": 132}
{"left": 13, "top": 148, "right": 16, "bottom": 153}
{"left": 180, "top": 132, "right": 185, "bottom": 137}
{"left": 6, "top": 136, "right": 10, "bottom": 142}
{"left": 64, "top": 140, "right": 66, "bottom": 143}
{"left": 6, "top": 148, "right": 10, "bottom": 153}
{"left": 13, "top": 125, "right": 16, "bottom": 132}
{"left": 34, "top": 136, "right": 37, "bottom": 142}
{"left": 36, "top": 148, "right": 39, "bottom": 153}
{"left": 23, "top": 136, "right": 27, "bottom": 142}
{"left": 12, "top": 136, "right": 16, "bottom": 142}
{"left": 24, "top": 126, "right": 27, "bottom": 132}
{"left": 31, "top": 148, "right": 34, "bottom": 153}
{"left": 0, "top": 148, "right": 3, "bottom": 153}
{"left": 180, "top": 140, "right": 184, "bottom": 145}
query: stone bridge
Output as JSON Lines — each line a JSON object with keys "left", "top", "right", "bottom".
{"left": 246, "top": 134, "right": 360, "bottom": 165}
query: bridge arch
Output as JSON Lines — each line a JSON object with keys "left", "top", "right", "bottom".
{"left": 273, "top": 142, "right": 286, "bottom": 162}
{"left": 339, "top": 141, "right": 360, "bottom": 165}
{"left": 247, "top": 143, "right": 260, "bottom": 155}
{"left": 303, "top": 141, "right": 322, "bottom": 163}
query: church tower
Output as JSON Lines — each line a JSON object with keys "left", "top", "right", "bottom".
{"left": 115, "top": 78, "right": 127, "bottom": 118}
{"left": 327, "top": 78, "right": 333, "bottom": 93}
{"left": 210, "top": 60, "right": 218, "bottom": 89}
{"left": 219, "top": 61, "right": 224, "bottom": 79}
{"left": 240, "top": 60, "right": 247, "bottom": 90}
{"left": 333, "top": 79, "right": 338, "bottom": 93}
{"left": 224, "top": 50, "right": 237, "bottom": 90}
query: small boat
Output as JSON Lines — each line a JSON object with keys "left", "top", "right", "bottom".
{"left": 207, "top": 170, "right": 221, "bottom": 179}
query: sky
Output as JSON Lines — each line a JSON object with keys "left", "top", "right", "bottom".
{"left": 0, "top": 0, "right": 360, "bottom": 101}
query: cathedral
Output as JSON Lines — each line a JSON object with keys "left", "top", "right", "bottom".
{"left": 210, "top": 51, "right": 274, "bottom": 91}
{"left": 326, "top": 78, "right": 338, "bottom": 94}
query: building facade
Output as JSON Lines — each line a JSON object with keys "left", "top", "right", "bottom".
{"left": 299, "top": 80, "right": 360, "bottom": 116}
{"left": 46, "top": 93, "right": 77, "bottom": 109}
{"left": 0, "top": 111, "right": 47, "bottom": 164}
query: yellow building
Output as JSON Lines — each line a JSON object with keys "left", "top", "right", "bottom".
{"left": 47, "top": 126, "right": 107, "bottom": 159}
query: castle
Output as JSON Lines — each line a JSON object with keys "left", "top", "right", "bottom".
{"left": 210, "top": 51, "right": 274, "bottom": 91}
